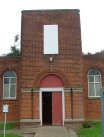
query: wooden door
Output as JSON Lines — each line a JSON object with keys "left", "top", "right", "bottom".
{"left": 52, "top": 92, "right": 62, "bottom": 125}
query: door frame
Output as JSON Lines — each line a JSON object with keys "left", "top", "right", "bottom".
{"left": 40, "top": 88, "right": 65, "bottom": 126}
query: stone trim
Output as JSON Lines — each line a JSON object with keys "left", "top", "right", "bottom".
{"left": 22, "top": 9, "right": 80, "bottom": 13}
{"left": 64, "top": 118, "right": 84, "bottom": 122}
{"left": 21, "top": 88, "right": 39, "bottom": 92}
{"left": 40, "top": 88, "right": 63, "bottom": 92}
{"left": 20, "top": 119, "right": 40, "bottom": 122}
{"left": 21, "top": 87, "right": 83, "bottom": 93}
{"left": 64, "top": 87, "right": 83, "bottom": 93}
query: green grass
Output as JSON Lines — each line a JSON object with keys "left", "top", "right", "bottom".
{"left": 77, "top": 121, "right": 102, "bottom": 137}
{"left": 0, "top": 123, "right": 16, "bottom": 130}
{"left": 0, "top": 134, "right": 20, "bottom": 137}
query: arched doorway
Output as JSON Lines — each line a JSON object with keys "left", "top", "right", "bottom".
{"left": 40, "top": 74, "right": 64, "bottom": 126}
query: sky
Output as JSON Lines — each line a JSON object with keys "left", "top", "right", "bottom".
{"left": 0, "top": 0, "right": 104, "bottom": 55}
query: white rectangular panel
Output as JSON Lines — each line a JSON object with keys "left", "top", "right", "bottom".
{"left": 44, "top": 25, "right": 58, "bottom": 54}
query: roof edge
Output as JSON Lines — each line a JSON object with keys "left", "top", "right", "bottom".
{"left": 21, "top": 9, "right": 80, "bottom": 13}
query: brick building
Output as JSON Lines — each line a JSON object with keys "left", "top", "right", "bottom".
{"left": 0, "top": 9, "right": 104, "bottom": 126}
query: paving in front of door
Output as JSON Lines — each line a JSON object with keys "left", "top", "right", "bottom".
{"left": 34, "top": 126, "right": 69, "bottom": 137}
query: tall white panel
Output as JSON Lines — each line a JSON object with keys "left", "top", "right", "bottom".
{"left": 44, "top": 25, "right": 58, "bottom": 54}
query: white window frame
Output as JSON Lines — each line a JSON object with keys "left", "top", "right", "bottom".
{"left": 3, "top": 71, "right": 17, "bottom": 99}
{"left": 88, "top": 70, "right": 102, "bottom": 97}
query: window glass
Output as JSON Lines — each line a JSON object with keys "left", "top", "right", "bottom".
{"left": 4, "top": 71, "right": 16, "bottom": 77}
{"left": 88, "top": 69, "right": 102, "bottom": 97}
{"left": 3, "top": 71, "right": 16, "bottom": 99}
{"left": 96, "top": 83, "right": 101, "bottom": 96}
{"left": 4, "top": 85, "right": 9, "bottom": 98}
{"left": 4, "top": 78, "right": 9, "bottom": 84}
{"left": 11, "top": 78, "right": 16, "bottom": 84}
{"left": 89, "top": 83, "right": 95, "bottom": 96}
{"left": 10, "top": 85, "right": 16, "bottom": 97}
{"left": 88, "top": 69, "right": 100, "bottom": 75}
{"left": 95, "top": 76, "right": 101, "bottom": 82}
{"left": 88, "top": 76, "right": 94, "bottom": 82}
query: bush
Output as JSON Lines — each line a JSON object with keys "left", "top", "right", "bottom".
{"left": 82, "top": 121, "right": 92, "bottom": 128}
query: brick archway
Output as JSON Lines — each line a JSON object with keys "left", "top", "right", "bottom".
{"left": 34, "top": 69, "right": 69, "bottom": 88}
{"left": 40, "top": 74, "right": 64, "bottom": 88}
{"left": 40, "top": 74, "right": 64, "bottom": 126}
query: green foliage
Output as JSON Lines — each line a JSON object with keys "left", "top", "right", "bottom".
{"left": 0, "top": 134, "right": 20, "bottom": 137}
{"left": 6, "top": 46, "right": 20, "bottom": 57}
{"left": 77, "top": 121, "right": 102, "bottom": 137}
{"left": 6, "top": 34, "right": 21, "bottom": 57}
{"left": 95, "top": 50, "right": 104, "bottom": 55}
{"left": 0, "top": 123, "right": 16, "bottom": 130}
{"left": 85, "top": 50, "right": 104, "bottom": 56}
{"left": 82, "top": 121, "right": 92, "bottom": 128}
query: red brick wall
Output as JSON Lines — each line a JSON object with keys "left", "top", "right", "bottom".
{"left": 20, "top": 92, "right": 39, "bottom": 119}
{"left": 73, "top": 93, "right": 84, "bottom": 118}
{"left": 21, "top": 9, "right": 83, "bottom": 88}
{"left": 65, "top": 92, "right": 83, "bottom": 119}
{"left": 65, "top": 93, "right": 71, "bottom": 118}
{"left": 83, "top": 55, "right": 104, "bottom": 120}
{"left": 0, "top": 10, "right": 104, "bottom": 123}
{"left": 0, "top": 57, "right": 20, "bottom": 121}
{"left": 20, "top": 9, "right": 83, "bottom": 121}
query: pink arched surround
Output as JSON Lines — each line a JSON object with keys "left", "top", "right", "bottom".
{"left": 40, "top": 74, "right": 64, "bottom": 88}
{"left": 39, "top": 74, "right": 65, "bottom": 126}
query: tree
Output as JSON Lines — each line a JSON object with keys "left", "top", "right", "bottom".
{"left": 94, "top": 50, "right": 104, "bottom": 56}
{"left": 85, "top": 50, "right": 104, "bottom": 56}
{"left": 6, "top": 34, "right": 21, "bottom": 57}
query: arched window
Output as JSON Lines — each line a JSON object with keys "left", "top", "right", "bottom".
{"left": 3, "top": 71, "right": 16, "bottom": 99}
{"left": 88, "top": 69, "right": 102, "bottom": 97}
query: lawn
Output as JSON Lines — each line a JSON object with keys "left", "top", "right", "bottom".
{"left": 0, "top": 134, "right": 20, "bottom": 137}
{"left": 0, "top": 123, "right": 20, "bottom": 137}
{"left": 0, "top": 123, "right": 16, "bottom": 130}
{"left": 77, "top": 121, "right": 102, "bottom": 137}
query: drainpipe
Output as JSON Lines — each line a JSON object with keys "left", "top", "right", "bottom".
{"left": 31, "top": 88, "right": 33, "bottom": 119}
{"left": 70, "top": 88, "right": 73, "bottom": 119}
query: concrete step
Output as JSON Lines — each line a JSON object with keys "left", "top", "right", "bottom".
{"left": 35, "top": 126, "right": 69, "bottom": 137}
